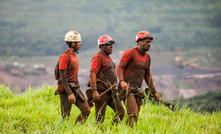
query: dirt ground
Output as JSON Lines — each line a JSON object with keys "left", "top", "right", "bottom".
{"left": 151, "top": 66, "right": 221, "bottom": 100}
{"left": 0, "top": 66, "right": 221, "bottom": 100}
{"left": 0, "top": 67, "right": 55, "bottom": 93}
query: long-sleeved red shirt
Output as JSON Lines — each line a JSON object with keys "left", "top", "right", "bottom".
{"left": 117, "top": 47, "right": 156, "bottom": 94}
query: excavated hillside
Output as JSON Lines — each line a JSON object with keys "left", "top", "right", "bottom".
{"left": 0, "top": 66, "right": 220, "bottom": 100}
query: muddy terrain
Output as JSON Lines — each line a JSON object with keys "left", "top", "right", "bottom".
{"left": 151, "top": 66, "right": 221, "bottom": 100}
{"left": 0, "top": 65, "right": 220, "bottom": 100}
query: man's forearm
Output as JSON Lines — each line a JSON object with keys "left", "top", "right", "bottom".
{"left": 145, "top": 75, "right": 157, "bottom": 94}
{"left": 60, "top": 70, "right": 72, "bottom": 95}
{"left": 89, "top": 71, "right": 97, "bottom": 91}
{"left": 117, "top": 67, "right": 124, "bottom": 81}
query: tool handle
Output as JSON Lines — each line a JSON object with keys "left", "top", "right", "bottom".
{"left": 90, "top": 83, "right": 116, "bottom": 103}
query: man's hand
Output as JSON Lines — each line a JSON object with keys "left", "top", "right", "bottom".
{"left": 68, "top": 93, "right": 76, "bottom": 104}
{"left": 93, "top": 90, "right": 100, "bottom": 101}
{"left": 120, "top": 81, "right": 128, "bottom": 91}
{"left": 153, "top": 93, "right": 160, "bottom": 101}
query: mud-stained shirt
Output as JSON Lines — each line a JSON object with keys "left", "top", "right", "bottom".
{"left": 90, "top": 51, "right": 117, "bottom": 90}
{"left": 59, "top": 49, "right": 79, "bottom": 84}
{"left": 117, "top": 47, "right": 156, "bottom": 93}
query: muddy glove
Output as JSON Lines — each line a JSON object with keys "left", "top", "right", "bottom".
{"left": 68, "top": 93, "right": 76, "bottom": 104}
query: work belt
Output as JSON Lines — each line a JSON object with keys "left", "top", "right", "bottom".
{"left": 69, "top": 82, "right": 85, "bottom": 101}
{"left": 55, "top": 80, "right": 85, "bottom": 101}
{"left": 118, "top": 83, "right": 145, "bottom": 105}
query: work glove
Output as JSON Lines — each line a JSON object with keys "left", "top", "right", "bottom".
{"left": 68, "top": 93, "right": 76, "bottom": 104}
{"left": 93, "top": 90, "right": 100, "bottom": 101}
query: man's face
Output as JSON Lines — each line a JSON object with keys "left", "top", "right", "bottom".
{"left": 139, "top": 39, "right": 152, "bottom": 52}
{"left": 101, "top": 44, "right": 113, "bottom": 55}
{"left": 105, "top": 44, "right": 113, "bottom": 55}
{"left": 73, "top": 42, "right": 81, "bottom": 50}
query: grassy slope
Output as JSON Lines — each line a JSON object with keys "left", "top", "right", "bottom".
{"left": 0, "top": 85, "right": 220, "bottom": 133}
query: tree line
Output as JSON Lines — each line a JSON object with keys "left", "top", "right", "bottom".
{"left": 0, "top": 0, "right": 220, "bottom": 56}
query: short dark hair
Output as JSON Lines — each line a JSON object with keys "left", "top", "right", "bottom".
{"left": 66, "top": 41, "right": 72, "bottom": 48}
{"left": 99, "top": 44, "right": 106, "bottom": 49}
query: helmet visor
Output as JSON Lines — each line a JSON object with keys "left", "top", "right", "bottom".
{"left": 144, "top": 34, "right": 153, "bottom": 40}
{"left": 107, "top": 39, "right": 115, "bottom": 45}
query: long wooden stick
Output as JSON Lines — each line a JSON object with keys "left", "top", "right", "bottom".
{"left": 90, "top": 83, "right": 116, "bottom": 103}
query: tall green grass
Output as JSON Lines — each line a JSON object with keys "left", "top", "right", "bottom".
{"left": 0, "top": 84, "right": 220, "bottom": 133}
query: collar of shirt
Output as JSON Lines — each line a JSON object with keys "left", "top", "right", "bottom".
{"left": 135, "top": 47, "right": 145, "bottom": 56}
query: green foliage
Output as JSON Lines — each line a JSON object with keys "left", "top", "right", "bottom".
{"left": 0, "top": 0, "right": 221, "bottom": 56}
{"left": 23, "top": 70, "right": 43, "bottom": 76}
{"left": 174, "top": 90, "right": 221, "bottom": 113}
{"left": 0, "top": 85, "right": 14, "bottom": 99}
{"left": 0, "top": 85, "right": 221, "bottom": 133}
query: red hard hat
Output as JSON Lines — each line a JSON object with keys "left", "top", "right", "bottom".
{"left": 135, "top": 31, "right": 153, "bottom": 42}
{"left": 97, "top": 35, "right": 115, "bottom": 47}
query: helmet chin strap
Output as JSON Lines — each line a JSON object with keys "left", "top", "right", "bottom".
{"left": 141, "top": 41, "right": 145, "bottom": 47}
{"left": 72, "top": 42, "right": 78, "bottom": 54}
{"left": 102, "top": 44, "right": 109, "bottom": 55}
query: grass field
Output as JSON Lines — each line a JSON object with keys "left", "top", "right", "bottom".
{"left": 0, "top": 84, "right": 220, "bottom": 134}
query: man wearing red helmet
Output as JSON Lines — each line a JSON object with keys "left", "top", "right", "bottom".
{"left": 117, "top": 31, "right": 160, "bottom": 127}
{"left": 86, "top": 35, "right": 125, "bottom": 125}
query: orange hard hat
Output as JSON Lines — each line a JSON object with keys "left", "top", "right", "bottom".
{"left": 135, "top": 31, "right": 153, "bottom": 42}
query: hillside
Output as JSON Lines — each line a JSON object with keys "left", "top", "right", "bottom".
{"left": 174, "top": 90, "right": 221, "bottom": 113}
{"left": 0, "top": 0, "right": 221, "bottom": 56}
{"left": 0, "top": 85, "right": 221, "bottom": 133}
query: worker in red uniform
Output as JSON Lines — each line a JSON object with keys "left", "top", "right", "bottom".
{"left": 87, "top": 35, "right": 125, "bottom": 125}
{"left": 117, "top": 31, "right": 160, "bottom": 127}
{"left": 58, "top": 31, "right": 90, "bottom": 123}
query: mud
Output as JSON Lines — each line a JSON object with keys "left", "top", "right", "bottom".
{"left": 0, "top": 66, "right": 220, "bottom": 100}
{"left": 151, "top": 66, "right": 221, "bottom": 100}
